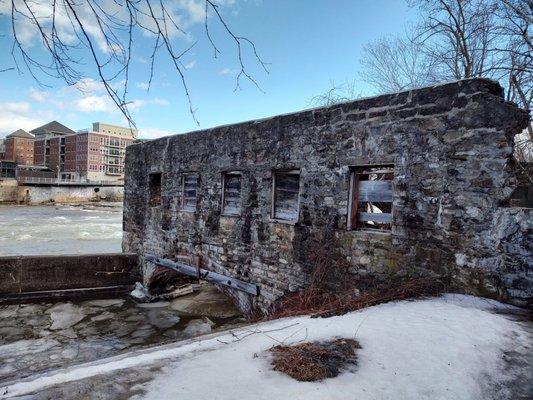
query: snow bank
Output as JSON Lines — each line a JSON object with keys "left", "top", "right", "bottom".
{"left": 1, "top": 295, "right": 529, "bottom": 399}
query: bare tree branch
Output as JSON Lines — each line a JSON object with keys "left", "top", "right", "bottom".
{"left": 1, "top": 0, "right": 268, "bottom": 127}
{"left": 355, "top": 0, "right": 532, "bottom": 160}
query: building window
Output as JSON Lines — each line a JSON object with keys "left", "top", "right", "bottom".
{"left": 222, "top": 172, "right": 242, "bottom": 216}
{"left": 148, "top": 173, "right": 162, "bottom": 207}
{"left": 348, "top": 165, "right": 394, "bottom": 231}
{"left": 182, "top": 173, "right": 198, "bottom": 211}
{"left": 272, "top": 170, "right": 300, "bottom": 222}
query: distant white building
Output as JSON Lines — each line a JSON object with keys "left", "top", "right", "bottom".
{"left": 92, "top": 122, "right": 138, "bottom": 140}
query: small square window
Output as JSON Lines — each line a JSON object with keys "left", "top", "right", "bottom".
{"left": 182, "top": 173, "right": 198, "bottom": 211}
{"left": 148, "top": 172, "right": 161, "bottom": 207}
{"left": 222, "top": 172, "right": 242, "bottom": 216}
{"left": 348, "top": 165, "right": 393, "bottom": 231}
{"left": 272, "top": 170, "right": 300, "bottom": 222}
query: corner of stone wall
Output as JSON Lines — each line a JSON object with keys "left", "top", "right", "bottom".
{"left": 452, "top": 206, "right": 532, "bottom": 307}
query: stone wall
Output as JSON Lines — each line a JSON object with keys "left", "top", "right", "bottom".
{"left": 123, "top": 78, "right": 531, "bottom": 311}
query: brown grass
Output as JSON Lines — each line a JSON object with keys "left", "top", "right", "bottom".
{"left": 267, "top": 235, "right": 446, "bottom": 319}
{"left": 270, "top": 339, "right": 361, "bottom": 381}
{"left": 271, "top": 275, "right": 445, "bottom": 319}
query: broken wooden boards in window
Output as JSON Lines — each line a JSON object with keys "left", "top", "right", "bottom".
{"left": 272, "top": 170, "right": 300, "bottom": 222}
{"left": 148, "top": 172, "right": 162, "bottom": 207}
{"left": 348, "top": 165, "right": 393, "bottom": 231}
{"left": 222, "top": 172, "right": 242, "bottom": 216}
{"left": 182, "top": 173, "right": 198, "bottom": 211}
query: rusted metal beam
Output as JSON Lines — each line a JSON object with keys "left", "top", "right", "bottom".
{"left": 145, "top": 254, "right": 259, "bottom": 296}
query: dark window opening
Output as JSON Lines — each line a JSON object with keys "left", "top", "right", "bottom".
{"left": 272, "top": 170, "right": 300, "bottom": 222}
{"left": 149, "top": 172, "right": 162, "bottom": 207}
{"left": 348, "top": 165, "right": 394, "bottom": 231}
{"left": 222, "top": 172, "right": 242, "bottom": 215}
{"left": 182, "top": 173, "right": 198, "bottom": 211}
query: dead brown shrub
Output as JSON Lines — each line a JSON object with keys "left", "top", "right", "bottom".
{"left": 270, "top": 338, "right": 360, "bottom": 381}
{"left": 269, "top": 234, "right": 446, "bottom": 319}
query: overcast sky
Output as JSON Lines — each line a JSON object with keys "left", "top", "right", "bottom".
{"left": 0, "top": 0, "right": 417, "bottom": 139}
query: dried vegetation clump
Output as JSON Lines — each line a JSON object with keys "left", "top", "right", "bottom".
{"left": 269, "top": 234, "right": 446, "bottom": 319}
{"left": 270, "top": 338, "right": 361, "bottom": 381}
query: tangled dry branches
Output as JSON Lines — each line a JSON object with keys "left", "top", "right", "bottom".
{"left": 270, "top": 338, "right": 361, "bottom": 382}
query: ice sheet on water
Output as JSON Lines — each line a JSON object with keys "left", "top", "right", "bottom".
{"left": 48, "top": 303, "right": 86, "bottom": 331}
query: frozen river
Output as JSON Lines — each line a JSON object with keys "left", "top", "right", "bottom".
{"left": 0, "top": 204, "right": 123, "bottom": 256}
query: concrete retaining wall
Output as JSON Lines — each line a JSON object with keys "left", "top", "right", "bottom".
{"left": 0, "top": 184, "right": 123, "bottom": 204}
{"left": 0, "top": 253, "right": 140, "bottom": 303}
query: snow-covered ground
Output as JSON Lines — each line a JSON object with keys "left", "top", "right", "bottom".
{"left": 1, "top": 295, "right": 531, "bottom": 400}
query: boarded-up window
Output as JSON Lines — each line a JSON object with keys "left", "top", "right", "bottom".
{"left": 182, "top": 173, "right": 198, "bottom": 211}
{"left": 148, "top": 172, "right": 161, "bottom": 207}
{"left": 222, "top": 172, "right": 242, "bottom": 215}
{"left": 348, "top": 165, "right": 393, "bottom": 231}
{"left": 272, "top": 170, "right": 300, "bottom": 222}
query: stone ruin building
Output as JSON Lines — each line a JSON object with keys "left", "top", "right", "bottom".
{"left": 123, "top": 78, "right": 531, "bottom": 313}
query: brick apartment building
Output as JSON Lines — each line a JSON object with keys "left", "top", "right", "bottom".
{"left": 31, "top": 120, "right": 75, "bottom": 140}
{"left": 34, "top": 121, "right": 136, "bottom": 182}
{"left": 0, "top": 129, "right": 35, "bottom": 165}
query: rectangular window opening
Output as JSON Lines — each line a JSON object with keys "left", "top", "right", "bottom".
{"left": 222, "top": 172, "right": 242, "bottom": 216}
{"left": 348, "top": 165, "right": 394, "bottom": 231}
{"left": 148, "top": 172, "right": 162, "bottom": 207}
{"left": 182, "top": 173, "right": 198, "bottom": 211}
{"left": 272, "top": 170, "right": 300, "bottom": 222}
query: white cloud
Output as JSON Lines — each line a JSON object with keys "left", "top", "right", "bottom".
{"left": 0, "top": 102, "right": 47, "bottom": 137}
{"left": 152, "top": 98, "right": 170, "bottom": 106}
{"left": 184, "top": 60, "right": 196, "bottom": 70}
{"left": 73, "top": 78, "right": 109, "bottom": 94}
{"left": 3, "top": 102, "right": 31, "bottom": 114}
{"left": 1, "top": 0, "right": 239, "bottom": 59}
{"left": 74, "top": 95, "right": 112, "bottom": 113}
{"left": 178, "top": 0, "right": 206, "bottom": 24}
{"left": 28, "top": 88, "right": 48, "bottom": 103}
{"left": 128, "top": 99, "right": 147, "bottom": 112}
{"left": 136, "top": 82, "right": 150, "bottom": 91}
{"left": 138, "top": 127, "right": 174, "bottom": 140}
{"left": 219, "top": 68, "right": 237, "bottom": 75}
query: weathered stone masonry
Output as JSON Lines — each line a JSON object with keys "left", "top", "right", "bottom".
{"left": 123, "top": 78, "right": 531, "bottom": 312}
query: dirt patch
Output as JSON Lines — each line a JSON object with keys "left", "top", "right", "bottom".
{"left": 270, "top": 338, "right": 360, "bottom": 381}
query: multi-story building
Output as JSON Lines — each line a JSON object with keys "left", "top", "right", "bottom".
{"left": 1, "top": 129, "right": 35, "bottom": 165}
{"left": 92, "top": 122, "right": 138, "bottom": 139}
{"left": 33, "top": 121, "right": 75, "bottom": 167}
{"left": 33, "top": 121, "right": 135, "bottom": 182}
{"left": 30, "top": 120, "right": 75, "bottom": 140}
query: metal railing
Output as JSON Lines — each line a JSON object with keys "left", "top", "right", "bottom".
{"left": 17, "top": 177, "right": 123, "bottom": 186}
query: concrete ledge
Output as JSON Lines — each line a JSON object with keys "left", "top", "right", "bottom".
{"left": 0, "top": 285, "right": 135, "bottom": 305}
{"left": 0, "top": 253, "right": 140, "bottom": 302}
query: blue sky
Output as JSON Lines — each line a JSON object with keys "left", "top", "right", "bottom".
{"left": 0, "top": 0, "right": 418, "bottom": 139}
